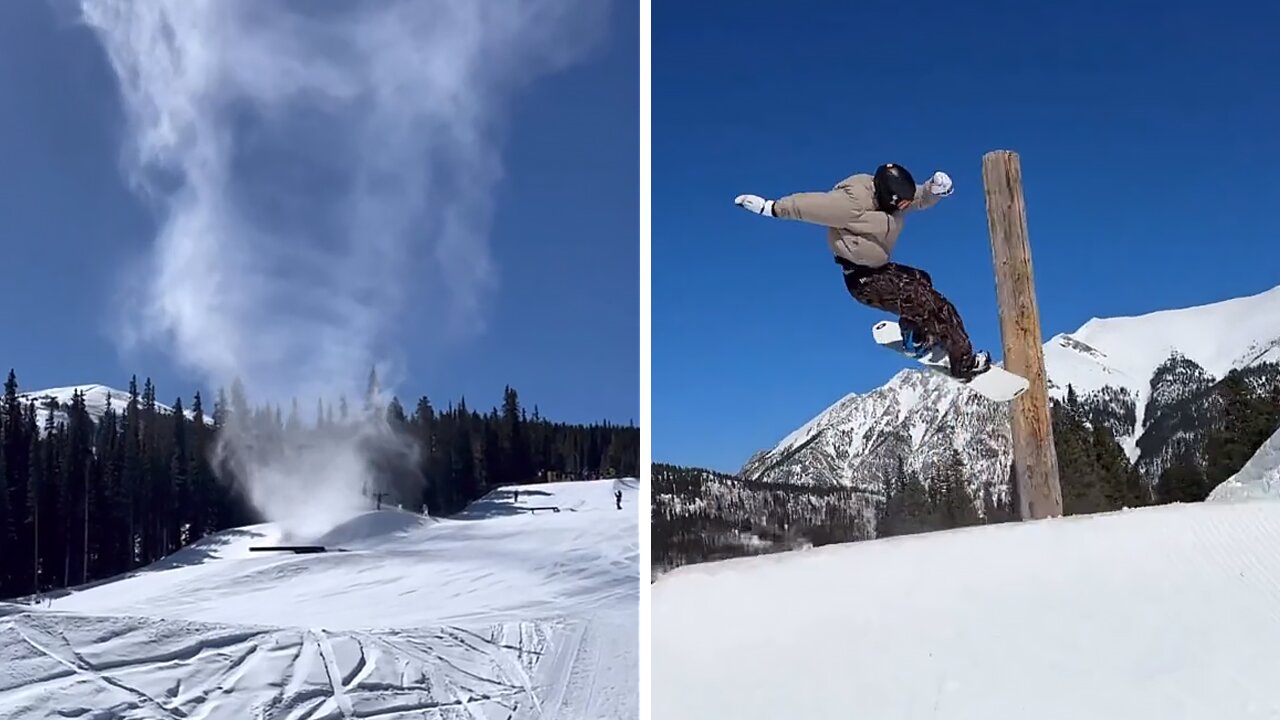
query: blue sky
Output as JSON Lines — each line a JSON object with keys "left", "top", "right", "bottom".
{"left": 653, "top": 0, "right": 1280, "bottom": 472}
{"left": 1, "top": 1, "right": 637, "bottom": 425}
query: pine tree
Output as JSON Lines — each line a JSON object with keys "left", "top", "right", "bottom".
{"left": 0, "top": 396, "right": 9, "bottom": 596}
{"left": 3, "top": 370, "right": 29, "bottom": 592}
{"left": 122, "top": 376, "right": 141, "bottom": 566}
{"left": 1156, "top": 453, "right": 1209, "bottom": 503}
{"left": 1006, "top": 460, "right": 1022, "bottom": 519}
{"left": 63, "top": 389, "right": 93, "bottom": 587}
{"left": 386, "top": 397, "right": 406, "bottom": 425}
{"left": 27, "top": 417, "right": 43, "bottom": 593}
{"left": 935, "top": 448, "right": 979, "bottom": 529}
{"left": 286, "top": 398, "right": 301, "bottom": 435}
{"left": 188, "top": 392, "right": 209, "bottom": 539}
{"left": 1052, "top": 398, "right": 1105, "bottom": 515}
{"left": 501, "top": 386, "right": 531, "bottom": 484}
{"left": 365, "top": 366, "right": 381, "bottom": 416}
{"left": 878, "top": 471, "right": 932, "bottom": 537}
{"left": 170, "top": 396, "right": 189, "bottom": 550}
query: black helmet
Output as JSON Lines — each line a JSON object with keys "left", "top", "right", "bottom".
{"left": 873, "top": 163, "right": 916, "bottom": 212}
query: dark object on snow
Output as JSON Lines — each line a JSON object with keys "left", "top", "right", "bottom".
{"left": 249, "top": 545, "right": 328, "bottom": 554}
{"left": 615, "top": 490, "right": 623, "bottom": 510}
{"left": 528, "top": 506, "right": 560, "bottom": 513}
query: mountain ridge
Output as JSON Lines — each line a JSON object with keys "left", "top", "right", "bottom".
{"left": 16, "top": 383, "right": 212, "bottom": 429}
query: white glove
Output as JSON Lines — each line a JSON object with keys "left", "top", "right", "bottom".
{"left": 735, "top": 194, "right": 775, "bottom": 216}
{"left": 927, "top": 171, "right": 953, "bottom": 196}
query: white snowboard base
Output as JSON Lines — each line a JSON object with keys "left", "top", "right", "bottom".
{"left": 871, "top": 320, "right": 1029, "bottom": 402}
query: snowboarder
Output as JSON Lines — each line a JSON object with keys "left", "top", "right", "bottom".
{"left": 733, "top": 163, "right": 990, "bottom": 379}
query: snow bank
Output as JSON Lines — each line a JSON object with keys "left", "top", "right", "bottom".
{"left": 653, "top": 500, "right": 1280, "bottom": 719}
{"left": 310, "top": 508, "right": 432, "bottom": 548}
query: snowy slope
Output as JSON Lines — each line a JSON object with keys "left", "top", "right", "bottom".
{"left": 746, "top": 283, "right": 1280, "bottom": 491}
{"left": 0, "top": 478, "right": 639, "bottom": 719}
{"left": 653, "top": 499, "right": 1280, "bottom": 719}
{"left": 17, "top": 384, "right": 212, "bottom": 428}
{"left": 1208, "top": 426, "right": 1280, "bottom": 502}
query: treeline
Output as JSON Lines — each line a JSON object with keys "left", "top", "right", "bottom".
{"left": 0, "top": 369, "right": 638, "bottom": 599}
{"left": 651, "top": 463, "right": 877, "bottom": 573}
{"left": 874, "top": 448, "right": 1018, "bottom": 538}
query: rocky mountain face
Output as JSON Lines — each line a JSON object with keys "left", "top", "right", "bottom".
{"left": 1135, "top": 358, "right": 1278, "bottom": 480}
{"left": 652, "top": 285, "right": 1280, "bottom": 572}
{"left": 744, "top": 284, "right": 1280, "bottom": 497}
{"left": 742, "top": 370, "right": 1012, "bottom": 490}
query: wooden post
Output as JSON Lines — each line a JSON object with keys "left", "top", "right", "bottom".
{"left": 981, "top": 150, "right": 1063, "bottom": 519}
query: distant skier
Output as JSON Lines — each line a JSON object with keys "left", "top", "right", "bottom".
{"left": 615, "top": 490, "right": 623, "bottom": 510}
{"left": 734, "top": 163, "right": 990, "bottom": 380}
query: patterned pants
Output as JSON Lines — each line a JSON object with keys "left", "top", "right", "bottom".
{"left": 836, "top": 257, "right": 978, "bottom": 378}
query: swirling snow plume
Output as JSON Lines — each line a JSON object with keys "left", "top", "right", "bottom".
{"left": 80, "top": 0, "right": 608, "bottom": 534}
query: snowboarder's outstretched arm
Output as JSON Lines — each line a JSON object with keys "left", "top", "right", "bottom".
{"left": 736, "top": 188, "right": 857, "bottom": 227}
{"left": 734, "top": 171, "right": 953, "bottom": 228}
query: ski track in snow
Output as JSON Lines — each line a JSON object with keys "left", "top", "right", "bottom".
{"left": 0, "top": 479, "right": 639, "bottom": 719}
{"left": 652, "top": 497, "right": 1280, "bottom": 719}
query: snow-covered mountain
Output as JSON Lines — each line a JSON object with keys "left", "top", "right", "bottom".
{"left": 1041, "top": 283, "right": 1280, "bottom": 454}
{"left": 16, "top": 384, "right": 212, "bottom": 429}
{"left": 742, "top": 283, "right": 1280, "bottom": 501}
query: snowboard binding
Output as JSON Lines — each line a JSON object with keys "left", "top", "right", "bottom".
{"left": 872, "top": 320, "right": 1028, "bottom": 402}
{"left": 954, "top": 350, "right": 993, "bottom": 381}
{"left": 899, "top": 323, "right": 936, "bottom": 358}
{"left": 900, "top": 323, "right": 990, "bottom": 380}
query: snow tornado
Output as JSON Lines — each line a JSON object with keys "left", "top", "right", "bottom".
{"left": 78, "top": 0, "right": 607, "bottom": 537}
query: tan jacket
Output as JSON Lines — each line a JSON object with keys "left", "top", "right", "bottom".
{"left": 771, "top": 173, "right": 942, "bottom": 267}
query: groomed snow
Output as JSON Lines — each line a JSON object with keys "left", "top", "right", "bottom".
{"left": 1, "top": 478, "right": 639, "bottom": 719}
{"left": 652, "top": 498, "right": 1280, "bottom": 719}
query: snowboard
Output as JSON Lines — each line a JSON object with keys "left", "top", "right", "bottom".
{"left": 871, "top": 320, "right": 1029, "bottom": 402}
